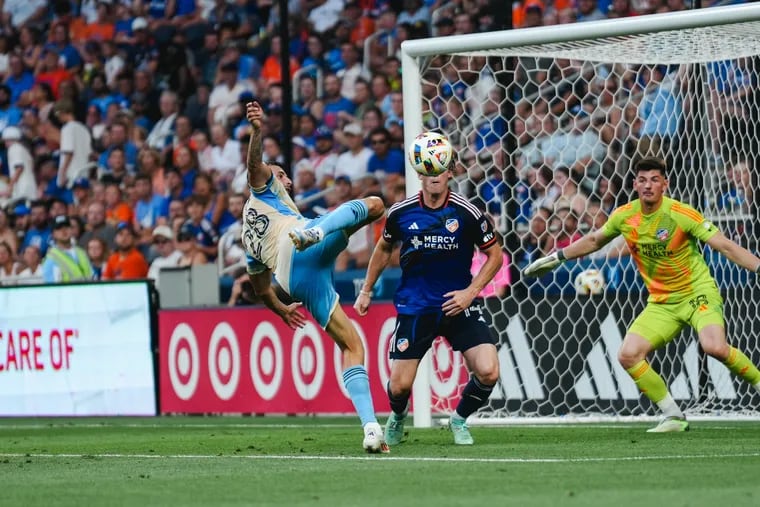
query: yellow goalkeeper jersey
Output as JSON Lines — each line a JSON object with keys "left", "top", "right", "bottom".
{"left": 601, "top": 196, "right": 720, "bottom": 303}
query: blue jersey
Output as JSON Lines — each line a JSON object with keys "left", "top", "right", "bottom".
{"left": 383, "top": 191, "right": 497, "bottom": 315}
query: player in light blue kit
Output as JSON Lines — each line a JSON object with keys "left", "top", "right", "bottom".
{"left": 242, "top": 101, "right": 388, "bottom": 453}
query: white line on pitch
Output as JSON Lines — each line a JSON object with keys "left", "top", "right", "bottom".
{"left": 1, "top": 452, "right": 759, "bottom": 464}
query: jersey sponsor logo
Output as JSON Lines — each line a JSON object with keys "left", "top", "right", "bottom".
{"left": 410, "top": 236, "right": 423, "bottom": 249}
{"left": 656, "top": 228, "right": 669, "bottom": 241}
{"left": 421, "top": 234, "right": 459, "bottom": 250}
{"left": 445, "top": 219, "right": 459, "bottom": 233}
{"left": 408, "top": 222, "right": 419, "bottom": 230}
{"left": 640, "top": 243, "right": 673, "bottom": 258}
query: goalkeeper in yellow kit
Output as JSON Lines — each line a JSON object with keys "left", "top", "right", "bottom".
{"left": 525, "top": 157, "right": 760, "bottom": 432}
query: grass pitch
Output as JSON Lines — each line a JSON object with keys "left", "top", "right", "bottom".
{"left": 1, "top": 417, "right": 758, "bottom": 506}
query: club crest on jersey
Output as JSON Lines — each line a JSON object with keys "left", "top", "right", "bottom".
{"left": 656, "top": 228, "right": 669, "bottom": 241}
{"left": 396, "top": 338, "right": 409, "bottom": 352}
{"left": 445, "top": 219, "right": 459, "bottom": 233}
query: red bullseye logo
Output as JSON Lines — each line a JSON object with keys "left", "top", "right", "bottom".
{"left": 292, "top": 322, "right": 325, "bottom": 400}
{"left": 207, "top": 322, "right": 240, "bottom": 401}
{"left": 429, "top": 337, "right": 462, "bottom": 400}
{"left": 249, "top": 321, "right": 283, "bottom": 400}
{"left": 168, "top": 323, "right": 200, "bottom": 400}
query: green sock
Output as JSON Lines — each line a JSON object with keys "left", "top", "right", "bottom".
{"left": 724, "top": 347, "right": 760, "bottom": 385}
{"left": 626, "top": 360, "right": 669, "bottom": 403}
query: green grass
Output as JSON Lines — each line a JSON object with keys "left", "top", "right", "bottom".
{"left": 1, "top": 417, "right": 759, "bottom": 506}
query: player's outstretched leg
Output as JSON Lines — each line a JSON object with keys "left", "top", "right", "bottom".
{"left": 328, "top": 305, "right": 389, "bottom": 453}
{"left": 290, "top": 197, "right": 384, "bottom": 251}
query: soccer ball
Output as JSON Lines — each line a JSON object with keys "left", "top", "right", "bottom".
{"left": 574, "top": 269, "right": 605, "bottom": 296}
{"left": 408, "top": 132, "right": 453, "bottom": 176}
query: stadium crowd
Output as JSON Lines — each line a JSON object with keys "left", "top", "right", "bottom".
{"left": 0, "top": 0, "right": 750, "bottom": 303}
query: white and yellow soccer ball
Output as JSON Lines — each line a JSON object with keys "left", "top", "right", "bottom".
{"left": 408, "top": 132, "right": 453, "bottom": 176}
{"left": 574, "top": 269, "right": 605, "bottom": 296}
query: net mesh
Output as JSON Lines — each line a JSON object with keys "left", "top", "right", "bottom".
{"left": 413, "top": 18, "right": 760, "bottom": 420}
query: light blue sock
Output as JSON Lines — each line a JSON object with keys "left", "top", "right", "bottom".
{"left": 311, "top": 200, "right": 368, "bottom": 236}
{"left": 342, "top": 365, "right": 377, "bottom": 427}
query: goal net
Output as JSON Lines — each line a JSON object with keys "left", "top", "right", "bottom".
{"left": 400, "top": 4, "right": 760, "bottom": 426}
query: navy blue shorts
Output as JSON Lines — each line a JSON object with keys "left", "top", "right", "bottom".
{"left": 389, "top": 299, "right": 496, "bottom": 360}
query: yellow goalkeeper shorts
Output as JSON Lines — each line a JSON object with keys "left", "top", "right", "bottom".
{"left": 628, "top": 289, "right": 725, "bottom": 349}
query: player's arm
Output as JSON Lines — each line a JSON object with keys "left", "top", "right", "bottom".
{"left": 249, "top": 269, "right": 307, "bottom": 329}
{"left": 354, "top": 236, "right": 393, "bottom": 316}
{"left": 442, "top": 241, "right": 503, "bottom": 317}
{"left": 524, "top": 228, "right": 615, "bottom": 277}
{"left": 245, "top": 101, "right": 272, "bottom": 189}
{"left": 705, "top": 231, "right": 760, "bottom": 274}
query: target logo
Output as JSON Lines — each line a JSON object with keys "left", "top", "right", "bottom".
{"left": 159, "top": 306, "right": 398, "bottom": 414}
{"left": 429, "top": 337, "right": 464, "bottom": 400}
{"left": 207, "top": 322, "right": 240, "bottom": 401}
{"left": 291, "top": 322, "right": 325, "bottom": 400}
{"left": 250, "top": 321, "right": 283, "bottom": 400}
{"left": 168, "top": 322, "right": 200, "bottom": 400}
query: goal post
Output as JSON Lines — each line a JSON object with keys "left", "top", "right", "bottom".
{"left": 401, "top": 3, "right": 760, "bottom": 427}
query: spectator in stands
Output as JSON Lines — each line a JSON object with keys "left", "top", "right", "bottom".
{"left": 551, "top": 206, "right": 583, "bottom": 250}
{"left": 209, "top": 60, "right": 252, "bottom": 125}
{"left": 147, "top": 225, "right": 182, "bottom": 286}
{"left": 172, "top": 145, "right": 199, "bottom": 200}
{"left": 0, "top": 240, "right": 21, "bottom": 285}
{"left": 0, "top": 83, "right": 21, "bottom": 130}
{"left": 80, "top": 200, "right": 117, "bottom": 249}
{"left": 175, "top": 222, "right": 208, "bottom": 266}
{"left": 138, "top": 148, "right": 166, "bottom": 197}
{"left": 576, "top": 0, "right": 607, "bottom": 21}
{"left": 1, "top": 126, "right": 36, "bottom": 202}
{"left": 637, "top": 65, "right": 683, "bottom": 158}
{"left": 85, "top": 236, "right": 108, "bottom": 280}
{"left": 552, "top": 166, "right": 589, "bottom": 217}
{"left": 70, "top": 178, "right": 93, "bottom": 221}
{"left": 0, "top": 207, "right": 17, "bottom": 254}
{"left": 518, "top": 206, "right": 554, "bottom": 264}
{"left": 367, "top": 127, "right": 405, "bottom": 193}
{"left": 293, "top": 161, "right": 327, "bottom": 218}
{"left": 11, "top": 203, "right": 29, "bottom": 247}
{"left": 210, "top": 122, "right": 242, "bottom": 177}
{"left": 21, "top": 200, "right": 50, "bottom": 256}
{"left": 321, "top": 73, "right": 355, "bottom": 130}
{"left": 16, "top": 244, "right": 42, "bottom": 283}
{"left": 99, "top": 121, "right": 139, "bottom": 175}
{"left": 54, "top": 99, "right": 93, "bottom": 190}
{"left": 146, "top": 90, "right": 180, "bottom": 157}
{"left": 193, "top": 171, "right": 233, "bottom": 232}
{"left": 133, "top": 173, "right": 169, "bottom": 244}
{"left": 42, "top": 215, "right": 93, "bottom": 283}
{"left": 335, "top": 123, "right": 372, "bottom": 185}
{"left": 309, "top": 125, "right": 339, "bottom": 188}
{"left": 103, "top": 181, "right": 134, "bottom": 226}
{"left": 4, "top": 53, "right": 34, "bottom": 105}
{"left": 182, "top": 194, "right": 219, "bottom": 259}
{"left": 102, "top": 222, "right": 149, "bottom": 280}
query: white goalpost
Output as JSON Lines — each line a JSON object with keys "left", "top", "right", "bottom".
{"left": 401, "top": 3, "right": 760, "bottom": 427}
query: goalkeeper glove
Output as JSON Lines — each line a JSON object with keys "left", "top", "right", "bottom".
{"left": 523, "top": 250, "right": 566, "bottom": 277}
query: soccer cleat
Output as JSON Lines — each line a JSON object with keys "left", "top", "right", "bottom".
{"left": 363, "top": 422, "right": 390, "bottom": 454}
{"left": 448, "top": 417, "right": 474, "bottom": 445}
{"left": 289, "top": 227, "right": 324, "bottom": 251}
{"left": 384, "top": 412, "right": 407, "bottom": 446}
{"left": 646, "top": 416, "right": 690, "bottom": 433}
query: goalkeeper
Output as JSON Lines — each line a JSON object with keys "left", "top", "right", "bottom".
{"left": 524, "top": 156, "right": 760, "bottom": 432}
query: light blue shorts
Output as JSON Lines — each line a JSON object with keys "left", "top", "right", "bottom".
{"left": 285, "top": 216, "right": 348, "bottom": 329}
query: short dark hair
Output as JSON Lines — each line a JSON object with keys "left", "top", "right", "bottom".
{"left": 634, "top": 156, "right": 667, "bottom": 177}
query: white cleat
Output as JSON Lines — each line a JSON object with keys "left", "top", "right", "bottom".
{"left": 363, "top": 422, "right": 390, "bottom": 454}
{"left": 288, "top": 227, "right": 324, "bottom": 251}
{"left": 646, "top": 416, "right": 690, "bottom": 433}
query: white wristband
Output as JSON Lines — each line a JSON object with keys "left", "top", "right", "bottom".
{"left": 359, "top": 290, "right": 372, "bottom": 297}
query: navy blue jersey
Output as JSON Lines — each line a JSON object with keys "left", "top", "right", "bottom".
{"left": 384, "top": 191, "right": 497, "bottom": 315}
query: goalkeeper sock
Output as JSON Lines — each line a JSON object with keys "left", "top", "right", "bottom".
{"left": 723, "top": 346, "right": 760, "bottom": 386}
{"left": 626, "top": 360, "right": 683, "bottom": 417}
{"left": 343, "top": 366, "right": 377, "bottom": 427}
{"left": 386, "top": 382, "right": 410, "bottom": 417}
{"left": 454, "top": 376, "right": 494, "bottom": 419}
{"left": 311, "top": 200, "right": 368, "bottom": 235}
